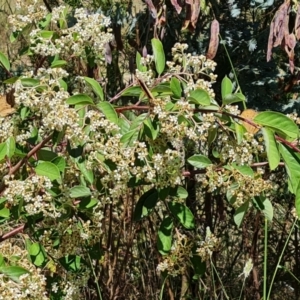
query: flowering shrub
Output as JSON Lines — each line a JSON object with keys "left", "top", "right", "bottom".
{"left": 0, "top": 1, "right": 299, "bottom": 299}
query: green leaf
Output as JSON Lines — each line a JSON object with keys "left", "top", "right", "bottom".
{"left": 0, "top": 143, "right": 6, "bottom": 161}
{"left": 187, "top": 155, "right": 212, "bottom": 169}
{"left": 28, "top": 242, "right": 47, "bottom": 267}
{"left": 69, "top": 185, "right": 91, "bottom": 198}
{"left": 35, "top": 162, "right": 61, "bottom": 181}
{"left": 39, "top": 13, "right": 52, "bottom": 29}
{"left": 262, "top": 198, "right": 273, "bottom": 221}
{"left": 52, "top": 156, "right": 66, "bottom": 172}
{"left": 151, "top": 38, "right": 165, "bottom": 75}
{"left": 84, "top": 77, "right": 104, "bottom": 101}
{"left": 130, "top": 113, "right": 148, "bottom": 130}
{"left": 143, "top": 117, "right": 159, "bottom": 140}
{"left": 170, "top": 77, "right": 182, "bottom": 99}
{"left": 0, "top": 52, "right": 10, "bottom": 71}
{"left": 6, "top": 137, "right": 15, "bottom": 159}
{"left": 3, "top": 76, "right": 19, "bottom": 84}
{"left": 231, "top": 163, "right": 254, "bottom": 178}
{"left": 0, "top": 255, "right": 4, "bottom": 266}
{"left": 254, "top": 111, "right": 299, "bottom": 140}
{"left": 136, "top": 52, "right": 147, "bottom": 72}
{"left": 188, "top": 89, "right": 210, "bottom": 106}
{"left": 0, "top": 266, "right": 30, "bottom": 283}
{"left": 51, "top": 60, "right": 67, "bottom": 68}
{"left": 66, "top": 94, "right": 94, "bottom": 105}
{"left": 235, "top": 122, "right": 247, "bottom": 145}
{"left": 97, "top": 102, "right": 118, "bottom": 125}
{"left": 59, "top": 79, "right": 68, "bottom": 91}
{"left": 78, "top": 198, "right": 98, "bottom": 210}
{"left": 76, "top": 158, "right": 94, "bottom": 184}
{"left": 234, "top": 201, "right": 249, "bottom": 227}
{"left": 221, "top": 76, "right": 232, "bottom": 100}
{"left": 121, "top": 86, "right": 142, "bottom": 97}
{"left": 157, "top": 217, "right": 173, "bottom": 255}
{"left": 223, "top": 93, "right": 246, "bottom": 104}
{"left": 226, "top": 182, "right": 239, "bottom": 204}
{"left": 120, "top": 129, "right": 139, "bottom": 147}
{"left": 10, "top": 31, "right": 19, "bottom": 43}
{"left": 118, "top": 117, "right": 130, "bottom": 135}
{"left": 151, "top": 84, "right": 172, "bottom": 96}
{"left": 21, "top": 78, "right": 39, "bottom": 87}
{"left": 39, "top": 30, "right": 54, "bottom": 39}
{"left": 279, "top": 143, "right": 300, "bottom": 193}
{"left": 168, "top": 202, "right": 195, "bottom": 229}
{"left": 177, "top": 186, "right": 188, "bottom": 199}
{"left": 0, "top": 207, "right": 10, "bottom": 218}
{"left": 262, "top": 127, "right": 280, "bottom": 171}
{"left": 59, "top": 255, "right": 82, "bottom": 272}
{"left": 134, "top": 188, "right": 159, "bottom": 221}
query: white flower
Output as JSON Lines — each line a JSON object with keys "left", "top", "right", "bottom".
{"left": 248, "top": 39, "right": 257, "bottom": 52}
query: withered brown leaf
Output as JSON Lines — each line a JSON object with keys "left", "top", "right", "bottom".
{"left": 0, "top": 94, "right": 15, "bottom": 117}
{"left": 206, "top": 19, "right": 219, "bottom": 60}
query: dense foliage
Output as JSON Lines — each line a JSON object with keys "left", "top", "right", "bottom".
{"left": 0, "top": 0, "right": 299, "bottom": 299}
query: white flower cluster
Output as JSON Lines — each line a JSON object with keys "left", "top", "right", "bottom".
{"left": 0, "top": 241, "right": 48, "bottom": 300}
{"left": 3, "top": 175, "right": 61, "bottom": 218}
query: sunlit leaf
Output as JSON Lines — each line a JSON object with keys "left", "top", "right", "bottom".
{"left": 66, "top": 94, "right": 94, "bottom": 105}
{"left": 187, "top": 155, "right": 212, "bottom": 169}
{"left": 35, "top": 162, "right": 60, "bottom": 181}
{"left": 69, "top": 185, "right": 91, "bottom": 198}
{"left": 157, "top": 217, "right": 173, "bottom": 255}
{"left": 234, "top": 201, "right": 249, "bottom": 227}
{"left": 168, "top": 202, "right": 195, "bottom": 229}
{"left": 151, "top": 38, "right": 165, "bottom": 75}
{"left": 0, "top": 52, "right": 10, "bottom": 71}
{"left": 188, "top": 89, "right": 210, "bottom": 106}
{"left": 84, "top": 77, "right": 104, "bottom": 101}
{"left": 254, "top": 111, "right": 299, "bottom": 140}
{"left": 262, "top": 127, "right": 280, "bottom": 170}
{"left": 170, "top": 77, "right": 182, "bottom": 99}
{"left": 0, "top": 266, "right": 30, "bottom": 283}
{"left": 97, "top": 102, "right": 118, "bottom": 125}
{"left": 221, "top": 76, "right": 232, "bottom": 100}
{"left": 6, "top": 137, "right": 15, "bottom": 159}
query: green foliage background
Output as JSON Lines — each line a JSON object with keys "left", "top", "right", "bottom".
{"left": 0, "top": 0, "right": 299, "bottom": 300}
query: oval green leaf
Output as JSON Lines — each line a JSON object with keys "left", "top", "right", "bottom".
{"left": 254, "top": 111, "right": 299, "bottom": 140}
{"left": 262, "top": 127, "right": 280, "bottom": 171}
{"left": 170, "top": 77, "right": 182, "bottom": 99}
{"left": 221, "top": 75, "right": 232, "bottom": 100}
{"left": 66, "top": 94, "right": 94, "bottom": 105}
{"left": 97, "top": 102, "right": 118, "bottom": 125}
{"left": 0, "top": 52, "right": 10, "bottom": 71}
{"left": 187, "top": 155, "right": 212, "bottom": 169}
{"left": 157, "top": 216, "right": 173, "bottom": 255}
{"left": 51, "top": 60, "right": 67, "bottom": 68}
{"left": 69, "top": 185, "right": 91, "bottom": 198}
{"left": 188, "top": 89, "right": 210, "bottom": 106}
{"left": 168, "top": 202, "right": 195, "bottom": 229}
{"left": 84, "top": 76, "right": 104, "bottom": 101}
{"left": 151, "top": 38, "right": 165, "bottom": 75}
{"left": 35, "top": 162, "right": 61, "bottom": 181}
{"left": 223, "top": 93, "right": 245, "bottom": 105}
{"left": 0, "top": 266, "right": 30, "bottom": 283}
{"left": 6, "top": 137, "right": 15, "bottom": 159}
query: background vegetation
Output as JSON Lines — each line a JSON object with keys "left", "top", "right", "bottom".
{"left": 0, "top": 0, "right": 299, "bottom": 299}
